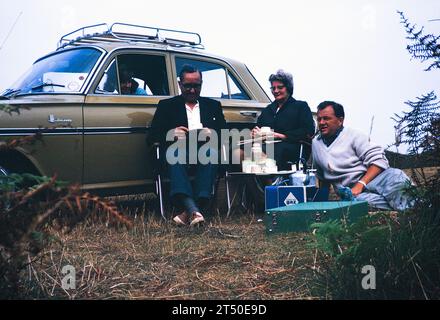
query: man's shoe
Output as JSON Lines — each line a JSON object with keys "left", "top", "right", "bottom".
{"left": 173, "top": 211, "right": 189, "bottom": 226}
{"left": 190, "top": 212, "right": 205, "bottom": 226}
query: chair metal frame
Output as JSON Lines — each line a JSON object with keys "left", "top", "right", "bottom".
{"left": 153, "top": 143, "right": 228, "bottom": 220}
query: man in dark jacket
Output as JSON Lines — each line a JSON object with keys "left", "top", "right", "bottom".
{"left": 150, "top": 65, "right": 226, "bottom": 226}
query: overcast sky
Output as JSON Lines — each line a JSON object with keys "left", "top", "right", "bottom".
{"left": 1, "top": 0, "right": 439, "bottom": 153}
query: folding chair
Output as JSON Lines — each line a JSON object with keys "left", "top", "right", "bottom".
{"left": 153, "top": 142, "right": 228, "bottom": 220}
{"left": 152, "top": 142, "right": 166, "bottom": 219}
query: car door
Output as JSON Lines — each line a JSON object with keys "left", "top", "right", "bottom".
{"left": 82, "top": 50, "right": 172, "bottom": 194}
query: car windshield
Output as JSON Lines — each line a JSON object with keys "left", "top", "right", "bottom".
{"left": 4, "top": 48, "right": 102, "bottom": 96}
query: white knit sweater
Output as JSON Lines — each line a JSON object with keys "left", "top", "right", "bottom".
{"left": 312, "top": 127, "right": 389, "bottom": 188}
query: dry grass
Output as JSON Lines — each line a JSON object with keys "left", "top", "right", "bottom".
{"left": 20, "top": 197, "right": 318, "bottom": 300}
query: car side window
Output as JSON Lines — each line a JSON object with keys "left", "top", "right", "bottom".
{"left": 175, "top": 57, "right": 249, "bottom": 100}
{"left": 227, "top": 73, "right": 249, "bottom": 100}
{"left": 95, "top": 54, "right": 169, "bottom": 96}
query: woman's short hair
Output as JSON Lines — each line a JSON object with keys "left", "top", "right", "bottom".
{"left": 269, "top": 69, "right": 294, "bottom": 95}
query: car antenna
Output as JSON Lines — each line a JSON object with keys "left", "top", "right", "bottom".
{"left": 0, "top": 11, "right": 22, "bottom": 51}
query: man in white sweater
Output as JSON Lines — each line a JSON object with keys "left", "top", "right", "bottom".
{"left": 312, "top": 101, "right": 413, "bottom": 211}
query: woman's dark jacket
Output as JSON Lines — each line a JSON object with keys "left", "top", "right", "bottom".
{"left": 257, "top": 96, "right": 315, "bottom": 145}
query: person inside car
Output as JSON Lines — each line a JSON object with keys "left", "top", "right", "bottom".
{"left": 119, "top": 67, "right": 147, "bottom": 95}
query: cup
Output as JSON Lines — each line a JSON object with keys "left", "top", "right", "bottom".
{"left": 250, "top": 164, "right": 262, "bottom": 173}
{"left": 260, "top": 126, "right": 274, "bottom": 141}
{"left": 260, "top": 126, "right": 272, "bottom": 134}
{"left": 265, "top": 158, "right": 276, "bottom": 168}
{"left": 242, "top": 159, "right": 253, "bottom": 173}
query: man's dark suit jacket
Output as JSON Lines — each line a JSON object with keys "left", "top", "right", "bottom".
{"left": 150, "top": 95, "right": 226, "bottom": 147}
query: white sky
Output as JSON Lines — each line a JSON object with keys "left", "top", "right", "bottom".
{"left": 1, "top": 0, "right": 439, "bottom": 153}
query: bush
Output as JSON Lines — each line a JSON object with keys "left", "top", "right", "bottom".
{"left": 311, "top": 200, "right": 440, "bottom": 299}
{"left": 0, "top": 172, "right": 132, "bottom": 299}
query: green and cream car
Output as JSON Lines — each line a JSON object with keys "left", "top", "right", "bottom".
{"left": 0, "top": 23, "right": 270, "bottom": 195}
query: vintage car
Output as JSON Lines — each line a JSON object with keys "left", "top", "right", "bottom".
{"left": 0, "top": 23, "right": 270, "bottom": 196}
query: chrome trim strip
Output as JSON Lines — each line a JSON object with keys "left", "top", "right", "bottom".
{"left": 83, "top": 127, "right": 148, "bottom": 135}
{"left": 0, "top": 132, "right": 81, "bottom": 136}
{"left": 0, "top": 128, "right": 80, "bottom": 135}
{"left": 83, "top": 127, "right": 148, "bottom": 133}
{"left": 0, "top": 126, "right": 150, "bottom": 136}
{"left": 82, "top": 47, "right": 108, "bottom": 94}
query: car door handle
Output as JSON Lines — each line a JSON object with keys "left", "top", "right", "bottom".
{"left": 240, "top": 110, "right": 260, "bottom": 118}
{"left": 48, "top": 114, "right": 73, "bottom": 124}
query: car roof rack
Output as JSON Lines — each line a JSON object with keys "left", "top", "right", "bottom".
{"left": 58, "top": 22, "right": 204, "bottom": 50}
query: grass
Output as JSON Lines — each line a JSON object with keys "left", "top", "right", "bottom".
{"left": 19, "top": 198, "right": 319, "bottom": 300}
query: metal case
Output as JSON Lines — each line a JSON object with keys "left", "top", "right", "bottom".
{"left": 265, "top": 201, "right": 369, "bottom": 234}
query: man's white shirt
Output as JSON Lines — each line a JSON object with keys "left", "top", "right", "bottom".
{"left": 185, "top": 102, "right": 203, "bottom": 130}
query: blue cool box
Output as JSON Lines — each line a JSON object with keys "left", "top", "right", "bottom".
{"left": 265, "top": 186, "right": 329, "bottom": 210}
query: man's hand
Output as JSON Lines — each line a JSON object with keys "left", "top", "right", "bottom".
{"left": 198, "top": 127, "right": 212, "bottom": 142}
{"left": 174, "top": 126, "right": 189, "bottom": 140}
{"left": 351, "top": 182, "right": 365, "bottom": 197}
{"left": 201, "top": 127, "right": 212, "bottom": 135}
{"left": 351, "top": 165, "right": 383, "bottom": 196}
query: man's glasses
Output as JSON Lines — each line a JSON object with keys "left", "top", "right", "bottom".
{"left": 270, "top": 85, "right": 285, "bottom": 91}
{"left": 181, "top": 83, "right": 202, "bottom": 90}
